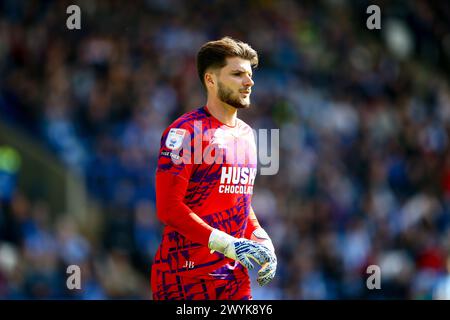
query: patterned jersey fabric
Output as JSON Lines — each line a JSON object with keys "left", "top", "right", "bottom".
{"left": 152, "top": 106, "right": 258, "bottom": 283}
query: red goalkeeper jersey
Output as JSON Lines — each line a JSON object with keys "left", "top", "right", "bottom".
{"left": 152, "top": 106, "right": 260, "bottom": 280}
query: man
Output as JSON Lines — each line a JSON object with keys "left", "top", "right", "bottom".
{"left": 151, "top": 37, "right": 277, "bottom": 300}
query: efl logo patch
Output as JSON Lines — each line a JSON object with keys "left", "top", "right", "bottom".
{"left": 165, "top": 128, "right": 186, "bottom": 150}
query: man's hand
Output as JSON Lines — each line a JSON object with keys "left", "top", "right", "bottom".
{"left": 208, "top": 229, "right": 272, "bottom": 270}
{"left": 251, "top": 228, "right": 277, "bottom": 286}
{"left": 256, "top": 257, "right": 277, "bottom": 286}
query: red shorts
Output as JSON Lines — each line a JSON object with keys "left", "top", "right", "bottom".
{"left": 151, "top": 266, "right": 252, "bottom": 300}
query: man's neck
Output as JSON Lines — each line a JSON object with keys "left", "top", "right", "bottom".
{"left": 206, "top": 97, "right": 237, "bottom": 126}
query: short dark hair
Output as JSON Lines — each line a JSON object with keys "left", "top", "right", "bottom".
{"left": 197, "top": 37, "right": 258, "bottom": 87}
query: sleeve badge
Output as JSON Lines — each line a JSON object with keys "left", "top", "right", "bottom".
{"left": 165, "top": 128, "right": 186, "bottom": 150}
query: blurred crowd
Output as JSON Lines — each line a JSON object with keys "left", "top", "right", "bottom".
{"left": 1, "top": 0, "right": 450, "bottom": 299}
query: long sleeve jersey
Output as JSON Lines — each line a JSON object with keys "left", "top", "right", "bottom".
{"left": 153, "top": 106, "right": 260, "bottom": 279}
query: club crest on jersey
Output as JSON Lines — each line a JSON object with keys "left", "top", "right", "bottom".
{"left": 165, "top": 128, "right": 186, "bottom": 150}
{"left": 210, "top": 128, "right": 228, "bottom": 149}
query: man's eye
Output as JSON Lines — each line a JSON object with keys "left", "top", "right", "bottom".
{"left": 233, "top": 72, "right": 251, "bottom": 77}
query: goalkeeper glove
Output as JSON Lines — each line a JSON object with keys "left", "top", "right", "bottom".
{"left": 208, "top": 229, "right": 272, "bottom": 270}
{"left": 251, "top": 228, "right": 277, "bottom": 287}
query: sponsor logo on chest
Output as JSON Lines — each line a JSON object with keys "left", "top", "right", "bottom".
{"left": 219, "top": 166, "right": 256, "bottom": 194}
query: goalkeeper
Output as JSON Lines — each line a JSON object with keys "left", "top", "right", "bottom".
{"left": 151, "top": 37, "right": 277, "bottom": 300}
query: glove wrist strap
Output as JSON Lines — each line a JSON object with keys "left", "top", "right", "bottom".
{"left": 208, "top": 229, "right": 235, "bottom": 254}
{"left": 251, "top": 228, "right": 275, "bottom": 253}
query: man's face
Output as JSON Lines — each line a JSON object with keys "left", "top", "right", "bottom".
{"left": 214, "top": 57, "right": 254, "bottom": 109}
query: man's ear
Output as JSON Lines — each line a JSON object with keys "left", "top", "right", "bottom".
{"left": 204, "top": 72, "right": 215, "bottom": 87}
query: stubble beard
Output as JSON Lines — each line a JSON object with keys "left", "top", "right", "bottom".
{"left": 217, "top": 81, "right": 250, "bottom": 109}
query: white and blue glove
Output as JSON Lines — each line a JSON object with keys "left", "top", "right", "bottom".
{"left": 208, "top": 229, "right": 277, "bottom": 286}
{"left": 251, "top": 228, "right": 277, "bottom": 287}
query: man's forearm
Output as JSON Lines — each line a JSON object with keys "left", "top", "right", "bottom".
{"left": 156, "top": 171, "right": 213, "bottom": 245}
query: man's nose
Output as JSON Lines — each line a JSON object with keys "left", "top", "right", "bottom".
{"left": 243, "top": 75, "right": 254, "bottom": 87}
